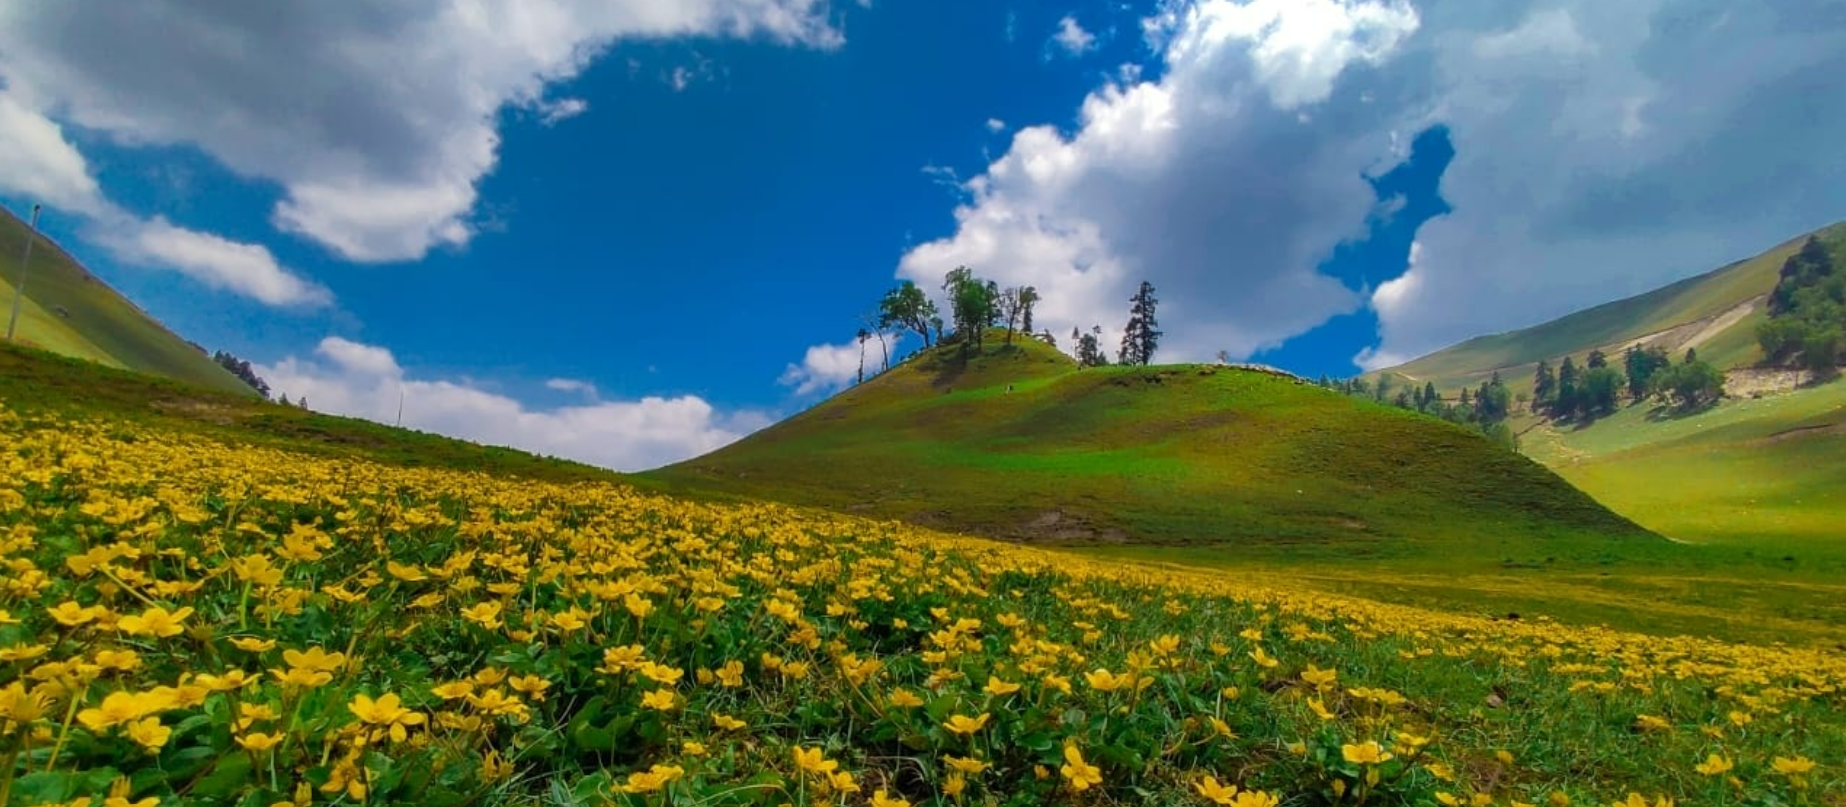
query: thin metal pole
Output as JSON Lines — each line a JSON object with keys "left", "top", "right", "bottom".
{"left": 6, "top": 203, "right": 43, "bottom": 342}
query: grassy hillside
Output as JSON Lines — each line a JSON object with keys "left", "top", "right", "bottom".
{"left": 650, "top": 335, "right": 1652, "bottom": 560}
{"left": 0, "top": 340, "right": 615, "bottom": 484}
{"left": 1379, "top": 220, "right": 1846, "bottom": 393}
{"left": 0, "top": 204, "right": 253, "bottom": 395}
{"left": 1370, "top": 221, "right": 1846, "bottom": 550}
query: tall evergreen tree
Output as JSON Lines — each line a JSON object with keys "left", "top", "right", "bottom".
{"left": 1118, "top": 281, "right": 1162, "bottom": 366}
{"left": 1532, "top": 360, "right": 1556, "bottom": 411}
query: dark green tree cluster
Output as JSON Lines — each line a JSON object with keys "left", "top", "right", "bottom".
{"left": 1535, "top": 346, "right": 1723, "bottom": 420}
{"left": 1073, "top": 325, "right": 1108, "bottom": 368}
{"left": 213, "top": 350, "right": 271, "bottom": 399}
{"left": 871, "top": 268, "right": 1049, "bottom": 375}
{"left": 1318, "top": 372, "right": 1516, "bottom": 449}
{"left": 1757, "top": 234, "right": 1845, "bottom": 377}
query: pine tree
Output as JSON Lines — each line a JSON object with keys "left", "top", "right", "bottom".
{"left": 1118, "top": 281, "right": 1161, "bottom": 366}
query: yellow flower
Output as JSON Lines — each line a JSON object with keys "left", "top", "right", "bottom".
{"left": 943, "top": 772, "right": 967, "bottom": 799}
{"left": 1060, "top": 744, "right": 1102, "bottom": 792}
{"left": 459, "top": 601, "right": 504, "bottom": 630}
{"left": 712, "top": 712, "right": 748, "bottom": 731}
{"left": 1694, "top": 754, "right": 1732, "bottom": 776}
{"left": 793, "top": 746, "right": 838, "bottom": 776}
{"left": 889, "top": 688, "right": 925, "bottom": 708}
{"left": 1342, "top": 740, "right": 1394, "bottom": 765}
{"left": 103, "top": 776, "right": 157, "bottom": 807}
{"left": 229, "top": 637, "right": 277, "bottom": 652}
{"left": 116, "top": 606, "right": 193, "bottom": 638}
{"left": 1084, "top": 668, "right": 1129, "bottom": 692}
{"left": 640, "top": 688, "right": 679, "bottom": 711}
{"left": 282, "top": 646, "right": 346, "bottom": 672}
{"left": 1249, "top": 646, "right": 1279, "bottom": 668}
{"left": 1308, "top": 697, "right": 1336, "bottom": 721}
{"left": 620, "top": 764, "right": 685, "bottom": 793}
{"left": 1496, "top": 749, "right": 1516, "bottom": 765}
{"left": 46, "top": 601, "right": 100, "bottom": 626}
{"left": 1196, "top": 775, "right": 1240, "bottom": 805}
{"left": 1300, "top": 664, "right": 1337, "bottom": 690}
{"left": 78, "top": 691, "right": 158, "bottom": 731}
{"left": 943, "top": 713, "right": 990, "bottom": 734}
{"left": 237, "top": 732, "right": 284, "bottom": 751}
{"left": 348, "top": 692, "right": 427, "bottom": 743}
{"left": 1771, "top": 756, "right": 1815, "bottom": 775}
{"left": 944, "top": 756, "right": 989, "bottom": 775}
{"left": 983, "top": 676, "right": 1021, "bottom": 696}
{"left": 125, "top": 716, "right": 171, "bottom": 751}
{"left": 872, "top": 789, "right": 912, "bottom": 807}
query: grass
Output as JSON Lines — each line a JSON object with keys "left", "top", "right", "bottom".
{"left": 1364, "top": 221, "right": 1846, "bottom": 564}
{"left": 1527, "top": 382, "right": 1846, "bottom": 547}
{"left": 648, "top": 335, "right": 1651, "bottom": 556}
{"left": 2, "top": 385, "right": 1842, "bottom": 807}
{"left": 0, "top": 341, "right": 619, "bottom": 485}
{"left": 0, "top": 204, "right": 252, "bottom": 396}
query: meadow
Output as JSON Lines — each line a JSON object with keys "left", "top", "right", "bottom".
{"left": 2, "top": 398, "right": 1843, "bottom": 807}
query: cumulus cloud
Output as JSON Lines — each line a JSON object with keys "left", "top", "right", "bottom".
{"left": 903, "top": 0, "right": 1422, "bottom": 362}
{"left": 0, "top": 89, "right": 328, "bottom": 308}
{"left": 96, "top": 217, "right": 333, "bottom": 308}
{"left": 781, "top": 340, "right": 870, "bottom": 395}
{"left": 907, "top": 0, "right": 1846, "bottom": 372}
{"left": 0, "top": 93, "right": 105, "bottom": 215}
{"left": 0, "top": 0, "right": 847, "bottom": 263}
{"left": 1051, "top": 15, "right": 1098, "bottom": 55}
{"left": 261, "top": 337, "right": 770, "bottom": 471}
{"left": 1368, "top": 0, "right": 1846, "bottom": 364}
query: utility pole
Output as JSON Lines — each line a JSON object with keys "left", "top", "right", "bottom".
{"left": 6, "top": 203, "right": 43, "bottom": 342}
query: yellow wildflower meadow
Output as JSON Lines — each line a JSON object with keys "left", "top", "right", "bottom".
{"left": 0, "top": 403, "right": 1840, "bottom": 807}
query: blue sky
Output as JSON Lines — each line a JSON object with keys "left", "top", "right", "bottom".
{"left": 3, "top": 0, "right": 1845, "bottom": 469}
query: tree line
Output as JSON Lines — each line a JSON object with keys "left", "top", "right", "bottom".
{"left": 1530, "top": 346, "right": 1722, "bottom": 423}
{"left": 1757, "top": 234, "right": 1844, "bottom": 379}
{"left": 1318, "top": 373, "right": 1518, "bottom": 450}
{"left": 857, "top": 269, "right": 1162, "bottom": 383}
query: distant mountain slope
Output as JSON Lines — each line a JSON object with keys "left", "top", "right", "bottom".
{"left": 1379, "top": 221, "right": 1846, "bottom": 394}
{"left": 647, "top": 335, "right": 1656, "bottom": 560}
{"left": 0, "top": 205, "right": 252, "bottom": 395}
{"left": 1373, "top": 220, "right": 1846, "bottom": 547}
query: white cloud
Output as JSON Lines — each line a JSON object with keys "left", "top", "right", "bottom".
{"left": 780, "top": 339, "right": 871, "bottom": 395}
{"left": 986, "top": 117, "right": 1008, "bottom": 133}
{"left": 0, "top": 92, "right": 105, "bottom": 214}
{"left": 97, "top": 217, "right": 333, "bottom": 308}
{"left": 535, "top": 97, "right": 589, "bottom": 126}
{"left": 908, "top": 0, "right": 1846, "bottom": 374}
{"left": 0, "top": 88, "right": 328, "bottom": 308}
{"left": 1052, "top": 15, "right": 1098, "bottom": 55}
{"left": 545, "top": 377, "right": 600, "bottom": 398}
{"left": 0, "top": 0, "right": 847, "bottom": 263}
{"left": 901, "top": 0, "right": 1420, "bottom": 362}
{"left": 261, "top": 337, "right": 770, "bottom": 471}
{"left": 1369, "top": 0, "right": 1846, "bottom": 364}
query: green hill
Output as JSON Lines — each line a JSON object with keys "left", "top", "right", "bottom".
{"left": 649, "top": 334, "right": 1653, "bottom": 560}
{"left": 0, "top": 204, "right": 254, "bottom": 395}
{"left": 1372, "top": 221, "right": 1846, "bottom": 548}
{"left": 1377, "top": 221, "right": 1845, "bottom": 393}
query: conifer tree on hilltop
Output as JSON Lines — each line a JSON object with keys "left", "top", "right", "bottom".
{"left": 1118, "top": 281, "right": 1161, "bottom": 366}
